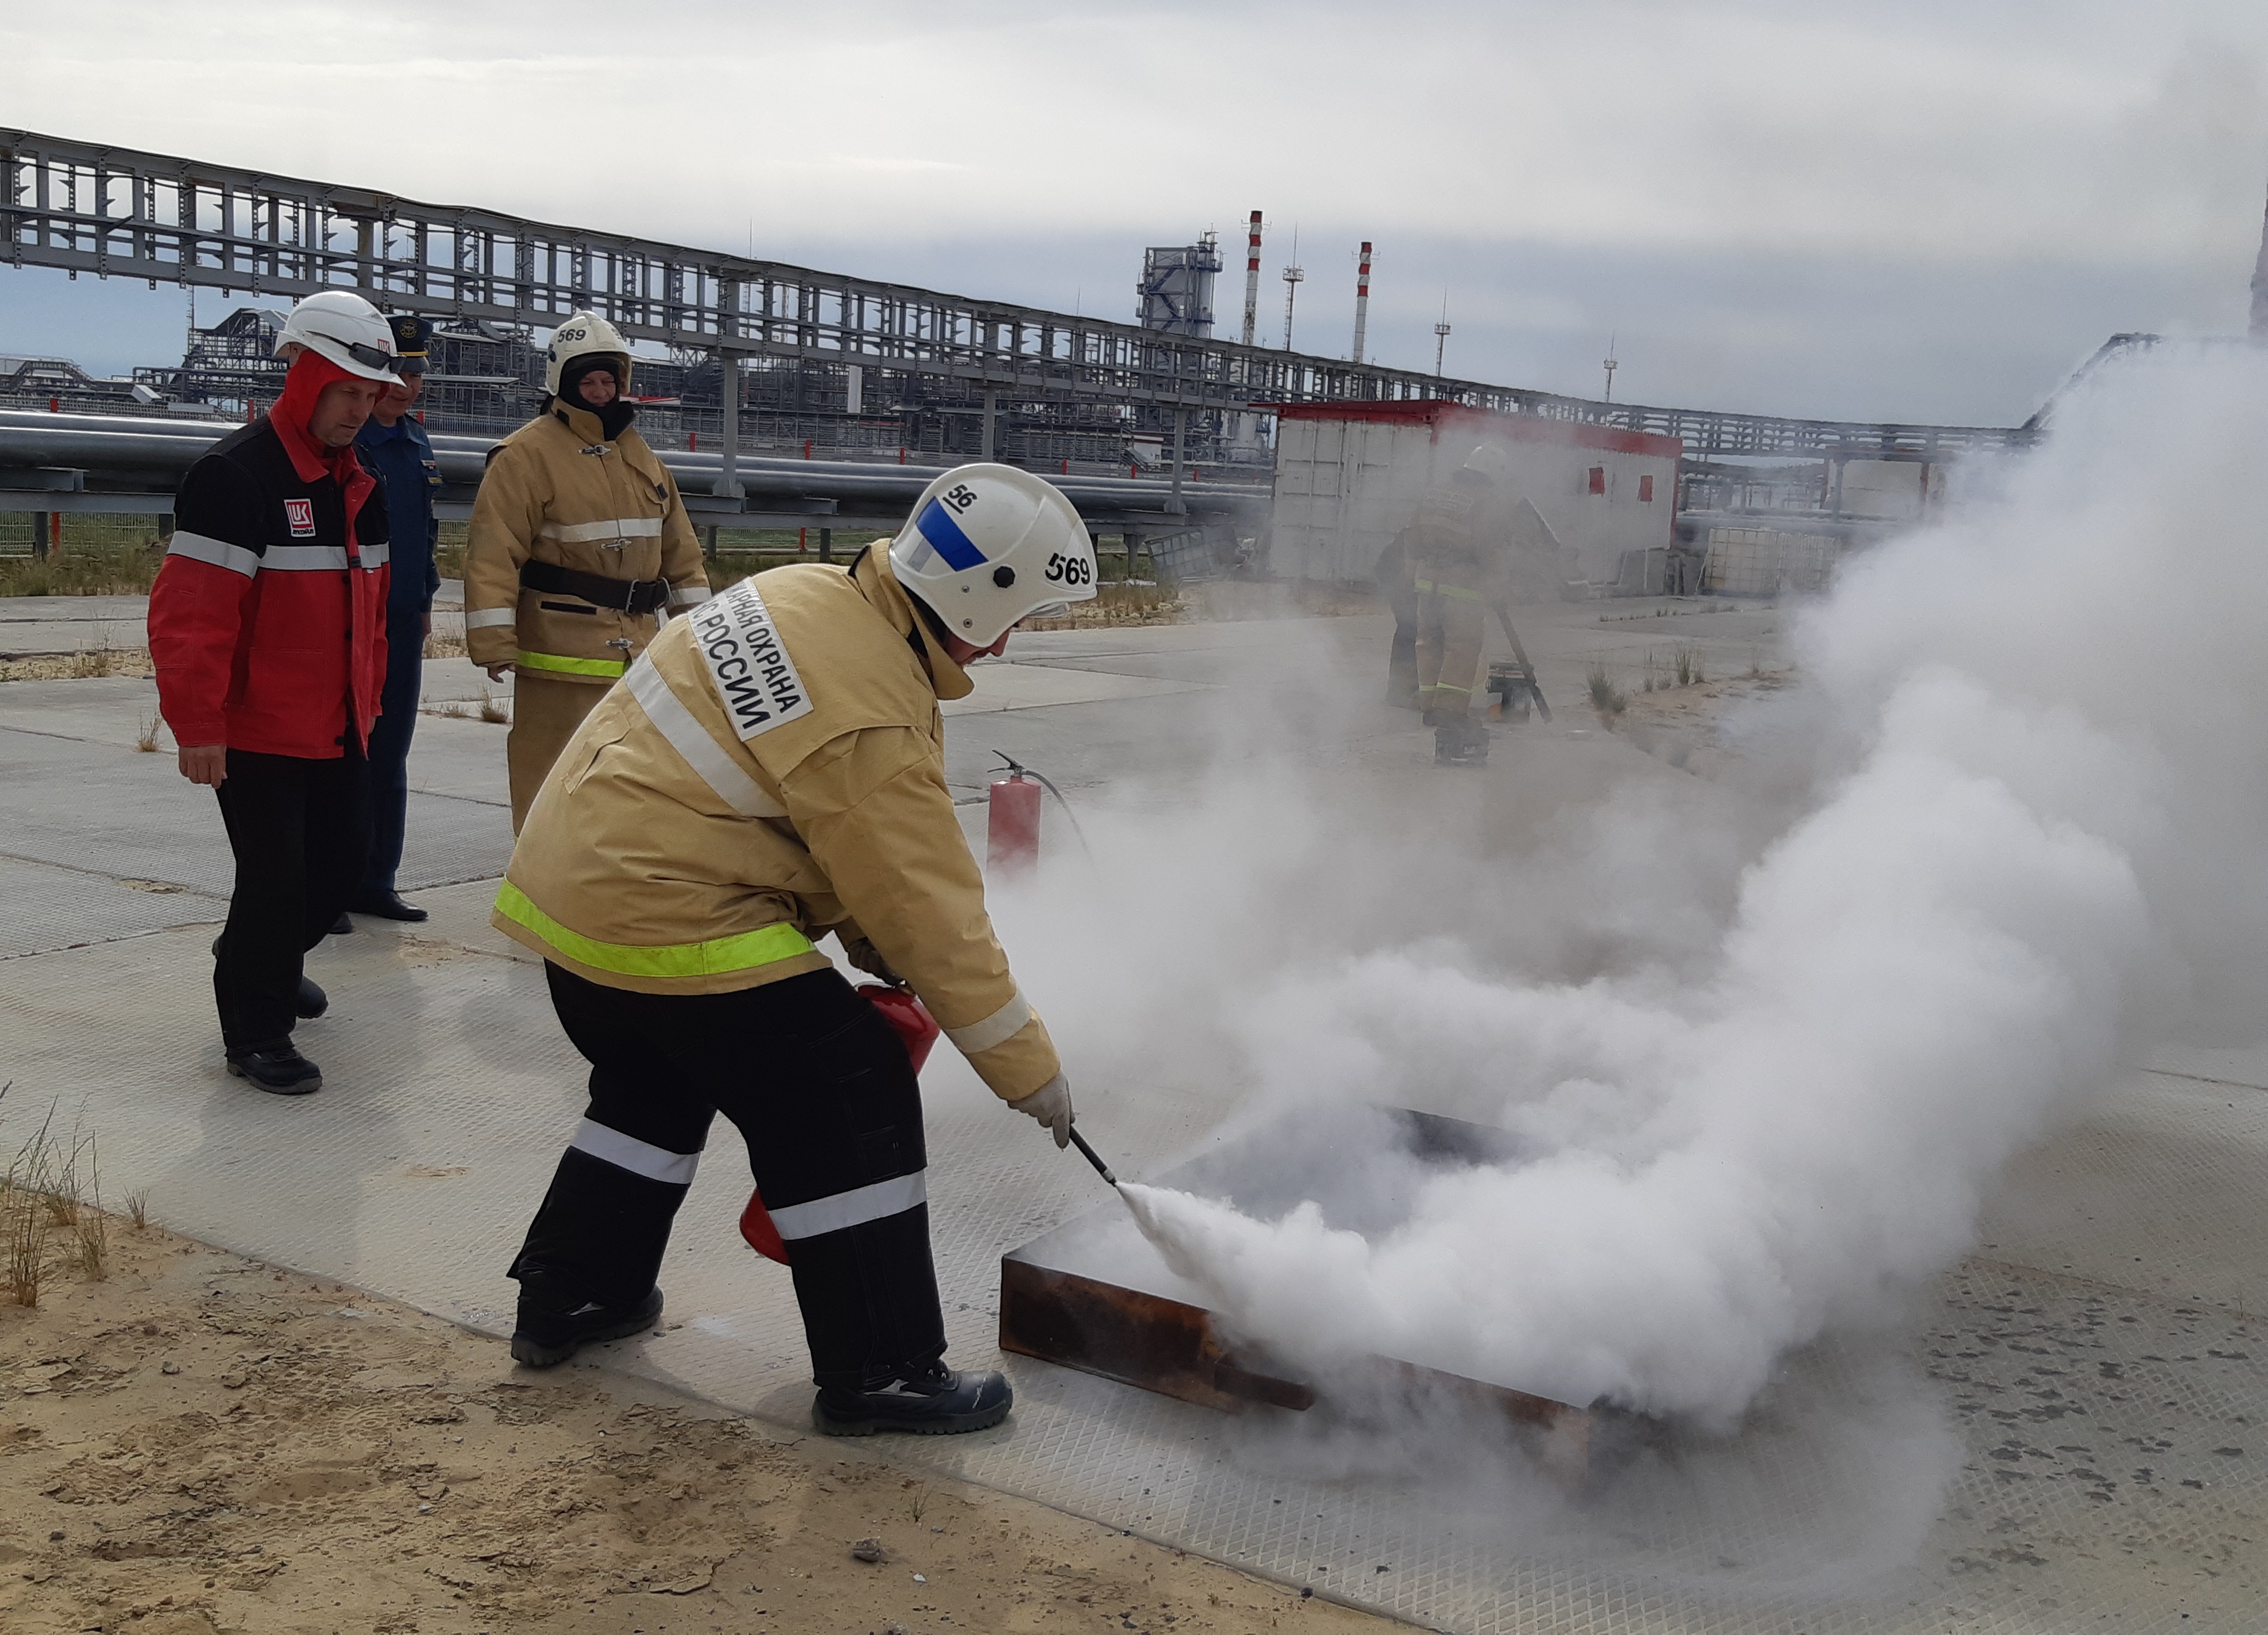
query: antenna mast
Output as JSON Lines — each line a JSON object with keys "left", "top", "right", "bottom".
{"left": 1432, "top": 295, "right": 1451, "bottom": 377}
{"left": 1280, "top": 229, "right": 1304, "bottom": 351}
{"left": 1602, "top": 333, "right": 1619, "bottom": 402}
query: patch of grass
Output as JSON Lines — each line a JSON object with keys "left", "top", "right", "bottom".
{"left": 136, "top": 713, "right": 163, "bottom": 753}
{"left": 1674, "top": 646, "right": 1705, "bottom": 687}
{"left": 1587, "top": 663, "right": 1627, "bottom": 721}
{"left": 126, "top": 1188, "right": 151, "bottom": 1231}
{"left": 3, "top": 1090, "right": 112, "bottom": 1304}
{"left": 0, "top": 538, "right": 167, "bottom": 597}
{"left": 477, "top": 690, "right": 509, "bottom": 725}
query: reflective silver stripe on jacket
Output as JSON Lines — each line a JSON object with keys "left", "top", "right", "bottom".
{"left": 670, "top": 584, "right": 712, "bottom": 608}
{"left": 625, "top": 656, "right": 788, "bottom": 819}
{"left": 569, "top": 1117, "right": 701, "bottom": 1185}
{"left": 360, "top": 541, "right": 390, "bottom": 570}
{"left": 464, "top": 607, "right": 517, "bottom": 629}
{"left": 945, "top": 990, "right": 1031, "bottom": 1054}
{"left": 766, "top": 1171, "right": 927, "bottom": 1241}
{"left": 540, "top": 516, "right": 665, "bottom": 544}
{"left": 165, "top": 530, "right": 260, "bottom": 578}
{"left": 261, "top": 544, "right": 352, "bottom": 572}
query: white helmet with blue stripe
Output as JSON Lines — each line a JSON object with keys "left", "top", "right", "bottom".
{"left": 887, "top": 464, "right": 1098, "bottom": 646}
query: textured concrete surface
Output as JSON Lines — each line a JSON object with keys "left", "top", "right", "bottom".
{"left": 2, "top": 601, "right": 2261, "bottom": 1632}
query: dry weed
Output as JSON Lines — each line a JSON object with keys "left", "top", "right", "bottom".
{"left": 2, "top": 1093, "right": 110, "bottom": 1304}
{"left": 1587, "top": 663, "right": 1628, "bottom": 721}
{"left": 135, "top": 713, "right": 163, "bottom": 753}
{"left": 126, "top": 1188, "right": 151, "bottom": 1230}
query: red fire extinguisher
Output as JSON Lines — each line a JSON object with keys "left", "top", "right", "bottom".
{"left": 988, "top": 762, "right": 1042, "bottom": 877}
{"left": 739, "top": 982, "right": 940, "bottom": 1266}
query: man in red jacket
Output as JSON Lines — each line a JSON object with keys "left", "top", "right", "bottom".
{"left": 149, "top": 291, "right": 398, "bottom": 1094}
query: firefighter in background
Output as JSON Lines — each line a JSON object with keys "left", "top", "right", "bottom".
{"left": 1371, "top": 526, "right": 1421, "bottom": 709}
{"left": 463, "top": 311, "right": 712, "bottom": 830}
{"left": 495, "top": 464, "right": 1094, "bottom": 1438}
{"left": 1410, "top": 442, "right": 1517, "bottom": 764}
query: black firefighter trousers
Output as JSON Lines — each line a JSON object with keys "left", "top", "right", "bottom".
{"left": 212, "top": 745, "right": 370, "bottom": 1051}
{"left": 509, "top": 963, "right": 945, "bottom": 1392}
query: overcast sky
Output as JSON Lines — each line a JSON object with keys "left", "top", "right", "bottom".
{"left": 4, "top": 0, "right": 2265, "bottom": 426}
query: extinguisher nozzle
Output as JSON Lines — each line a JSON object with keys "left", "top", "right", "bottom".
{"left": 1068, "top": 1126, "right": 1117, "bottom": 1186}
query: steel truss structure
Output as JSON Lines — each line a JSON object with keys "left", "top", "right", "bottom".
{"left": 2, "top": 128, "right": 2034, "bottom": 467}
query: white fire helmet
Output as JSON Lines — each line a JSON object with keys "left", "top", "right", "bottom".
{"left": 274, "top": 291, "right": 399, "bottom": 383}
{"left": 543, "top": 311, "right": 633, "bottom": 397}
{"left": 887, "top": 464, "right": 1097, "bottom": 647}
{"left": 1457, "top": 442, "right": 1514, "bottom": 485}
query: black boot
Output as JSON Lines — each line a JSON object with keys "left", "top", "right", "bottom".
{"left": 349, "top": 890, "right": 428, "bottom": 923}
{"left": 510, "top": 1285, "right": 664, "bottom": 1368}
{"left": 1434, "top": 718, "right": 1491, "bottom": 767}
{"left": 226, "top": 1039, "right": 323, "bottom": 1095}
{"left": 814, "top": 1361, "right": 1013, "bottom": 1437}
{"left": 330, "top": 912, "right": 354, "bottom": 935}
{"left": 296, "top": 977, "right": 328, "bottom": 1019}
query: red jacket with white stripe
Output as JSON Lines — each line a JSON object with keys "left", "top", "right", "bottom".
{"left": 149, "top": 416, "right": 391, "bottom": 758}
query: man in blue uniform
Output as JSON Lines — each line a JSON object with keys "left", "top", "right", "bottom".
{"left": 348, "top": 315, "right": 443, "bottom": 922}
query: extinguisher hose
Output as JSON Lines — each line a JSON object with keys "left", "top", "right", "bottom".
{"left": 991, "top": 751, "right": 1095, "bottom": 861}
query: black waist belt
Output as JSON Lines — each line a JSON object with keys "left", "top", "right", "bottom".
{"left": 520, "top": 559, "right": 670, "bottom": 614}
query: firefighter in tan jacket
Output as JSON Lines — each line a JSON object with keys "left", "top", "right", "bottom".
{"left": 463, "top": 312, "right": 712, "bottom": 829}
{"left": 497, "top": 463, "right": 1097, "bottom": 1438}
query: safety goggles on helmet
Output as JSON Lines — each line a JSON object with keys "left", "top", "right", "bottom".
{"left": 306, "top": 331, "right": 400, "bottom": 375}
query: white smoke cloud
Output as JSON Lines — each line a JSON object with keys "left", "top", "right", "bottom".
{"left": 997, "top": 344, "right": 2268, "bottom": 1431}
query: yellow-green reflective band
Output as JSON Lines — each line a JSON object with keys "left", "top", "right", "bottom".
{"left": 1422, "top": 683, "right": 1473, "bottom": 696}
{"left": 516, "top": 649, "right": 628, "bottom": 677}
{"left": 494, "top": 881, "right": 816, "bottom": 978}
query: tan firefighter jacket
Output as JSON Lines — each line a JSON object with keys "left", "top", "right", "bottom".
{"left": 492, "top": 547, "right": 1062, "bottom": 1103}
{"left": 1410, "top": 480, "right": 1515, "bottom": 606}
{"left": 463, "top": 402, "right": 710, "bottom": 684}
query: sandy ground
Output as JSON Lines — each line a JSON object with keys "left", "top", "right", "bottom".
{"left": 0, "top": 1220, "right": 1408, "bottom": 1635}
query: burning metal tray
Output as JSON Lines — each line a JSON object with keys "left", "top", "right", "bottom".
{"left": 1000, "top": 1106, "right": 1601, "bottom": 1472}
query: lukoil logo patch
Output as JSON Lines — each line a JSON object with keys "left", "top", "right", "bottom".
{"left": 284, "top": 499, "right": 315, "bottom": 538}
{"left": 692, "top": 580, "right": 813, "bottom": 741}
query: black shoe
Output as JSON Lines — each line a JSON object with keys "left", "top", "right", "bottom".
{"left": 295, "top": 977, "right": 327, "bottom": 1020}
{"left": 349, "top": 890, "right": 428, "bottom": 923}
{"left": 509, "top": 1286, "right": 664, "bottom": 1368}
{"left": 225, "top": 1040, "right": 323, "bottom": 1095}
{"left": 814, "top": 1362, "right": 1013, "bottom": 1437}
{"left": 330, "top": 912, "right": 354, "bottom": 935}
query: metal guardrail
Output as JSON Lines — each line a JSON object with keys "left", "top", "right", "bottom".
{"left": 1, "top": 128, "right": 2037, "bottom": 461}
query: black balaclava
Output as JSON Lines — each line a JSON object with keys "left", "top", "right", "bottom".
{"left": 557, "top": 354, "right": 635, "bottom": 441}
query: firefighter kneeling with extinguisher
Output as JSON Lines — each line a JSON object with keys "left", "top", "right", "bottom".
{"left": 496, "top": 464, "right": 1096, "bottom": 1437}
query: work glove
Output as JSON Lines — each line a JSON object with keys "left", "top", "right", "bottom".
{"left": 840, "top": 933, "right": 904, "bottom": 988}
{"left": 1011, "top": 1074, "right": 1073, "bottom": 1149}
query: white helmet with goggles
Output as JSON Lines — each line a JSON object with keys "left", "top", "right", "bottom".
{"left": 275, "top": 290, "right": 399, "bottom": 382}
{"left": 888, "top": 464, "right": 1098, "bottom": 646}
